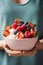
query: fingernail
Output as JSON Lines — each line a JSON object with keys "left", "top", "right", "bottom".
{"left": 8, "top": 54, "right": 11, "bottom": 56}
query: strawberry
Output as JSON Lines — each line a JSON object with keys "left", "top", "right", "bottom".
{"left": 14, "top": 19, "right": 20, "bottom": 24}
{"left": 6, "top": 26, "right": 12, "bottom": 31}
{"left": 17, "top": 31, "right": 24, "bottom": 39}
{"left": 29, "top": 23, "right": 37, "bottom": 31}
{"left": 25, "top": 31, "right": 31, "bottom": 38}
{"left": 11, "top": 23, "right": 18, "bottom": 29}
{"left": 16, "top": 26, "right": 22, "bottom": 31}
{"left": 3, "top": 30, "right": 10, "bottom": 37}
{"left": 21, "top": 24, "right": 26, "bottom": 30}
{"left": 30, "top": 28, "right": 34, "bottom": 37}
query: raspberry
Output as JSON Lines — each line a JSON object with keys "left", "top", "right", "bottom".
{"left": 25, "top": 31, "right": 31, "bottom": 38}
{"left": 11, "top": 23, "right": 18, "bottom": 29}
{"left": 16, "top": 26, "right": 22, "bottom": 31}
{"left": 14, "top": 19, "right": 20, "bottom": 24}
{"left": 29, "top": 23, "right": 34, "bottom": 28}
{"left": 21, "top": 24, "right": 26, "bottom": 30}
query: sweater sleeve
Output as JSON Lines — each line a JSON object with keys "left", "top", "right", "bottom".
{"left": 0, "top": 12, "right": 7, "bottom": 40}
{"left": 0, "top": 0, "right": 7, "bottom": 40}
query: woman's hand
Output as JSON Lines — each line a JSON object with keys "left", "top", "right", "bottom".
{"left": 3, "top": 43, "right": 23, "bottom": 56}
{"left": 3, "top": 39, "right": 43, "bottom": 56}
{"left": 0, "top": 39, "right": 43, "bottom": 56}
{"left": 3, "top": 43, "right": 37, "bottom": 56}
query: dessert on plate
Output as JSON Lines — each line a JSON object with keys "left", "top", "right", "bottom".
{"left": 3, "top": 19, "right": 38, "bottom": 50}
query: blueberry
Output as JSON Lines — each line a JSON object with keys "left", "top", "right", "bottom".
{"left": 14, "top": 30, "right": 18, "bottom": 35}
{"left": 26, "top": 24, "right": 30, "bottom": 28}
{"left": 18, "top": 21, "right": 24, "bottom": 26}
{"left": 27, "top": 27, "right": 30, "bottom": 31}
{"left": 17, "top": 23, "right": 22, "bottom": 26}
{"left": 25, "top": 22, "right": 28, "bottom": 25}
{"left": 20, "top": 21, "right": 24, "bottom": 24}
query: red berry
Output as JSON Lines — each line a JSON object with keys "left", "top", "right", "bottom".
{"left": 16, "top": 26, "right": 22, "bottom": 31}
{"left": 11, "top": 23, "right": 18, "bottom": 29}
{"left": 29, "top": 23, "right": 34, "bottom": 28}
{"left": 3, "top": 30, "right": 10, "bottom": 37}
{"left": 6, "top": 26, "right": 12, "bottom": 31}
{"left": 25, "top": 31, "right": 31, "bottom": 38}
{"left": 17, "top": 31, "right": 24, "bottom": 39}
{"left": 21, "top": 24, "right": 26, "bottom": 30}
{"left": 14, "top": 19, "right": 20, "bottom": 24}
{"left": 30, "top": 29, "right": 34, "bottom": 37}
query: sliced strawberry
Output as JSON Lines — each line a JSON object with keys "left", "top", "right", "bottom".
{"left": 30, "top": 28, "right": 34, "bottom": 37}
{"left": 29, "top": 22, "right": 34, "bottom": 28}
{"left": 17, "top": 31, "right": 24, "bottom": 39}
{"left": 16, "top": 26, "right": 22, "bottom": 31}
{"left": 3, "top": 30, "right": 10, "bottom": 37}
{"left": 6, "top": 26, "right": 12, "bottom": 31}
{"left": 11, "top": 23, "right": 18, "bottom": 29}
{"left": 25, "top": 31, "right": 31, "bottom": 38}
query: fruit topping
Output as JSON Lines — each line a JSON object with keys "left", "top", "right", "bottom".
{"left": 17, "top": 31, "right": 24, "bottom": 39}
{"left": 21, "top": 24, "right": 26, "bottom": 30}
{"left": 17, "top": 21, "right": 24, "bottom": 26}
{"left": 14, "top": 18, "right": 20, "bottom": 24}
{"left": 25, "top": 31, "right": 31, "bottom": 38}
{"left": 11, "top": 23, "right": 18, "bottom": 29}
{"left": 3, "top": 18, "right": 38, "bottom": 38}
{"left": 14, "top": 30, "right": 18, "bottom": 35}
{"left": 16, "top": 26, "right": 22, "bottom": 31}
{"left": 3, "top": 30, "right": 10, "bottom": 37}
{"left": 30, "top": 28, "right": 34, "bottom": 37}
{"left": 6, "top": 26, "right": 12, "bottom": 31}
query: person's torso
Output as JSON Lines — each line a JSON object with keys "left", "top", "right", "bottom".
{"left": 1, "top": 1, "right": 43, "bottom": 65}
{"left": 3, "top": 0, "right": 39, "bottom": 25}
{"left": 0, "top": 0, "right": 40, "bottom": 39}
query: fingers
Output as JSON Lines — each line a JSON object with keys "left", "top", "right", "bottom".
{"left": 8, "top": 53, "right": 22, "bottom": 57}
{"left": 3, "top": 44, "right": 23, "bottom": 56}
{"left": 7, "top": 50, "right": 22, "bottom": 57}
{"left": 39, "top": 39, "right": 43, "bottom": 43}
{"left": 22, "top": 49, "right": 37, "bottom": 56}
{"left": 3, "top": 43, "right": 37, "bottom": 56}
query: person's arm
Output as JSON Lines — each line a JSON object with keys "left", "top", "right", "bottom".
{"left": 0, "top": 40, "right": 22, "bottom": 56}
{"left": 0, "top": 40, "right": 3, "bottom": 50}
{"left": 3, "top": 39, "right": 43, "bottom": 56}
